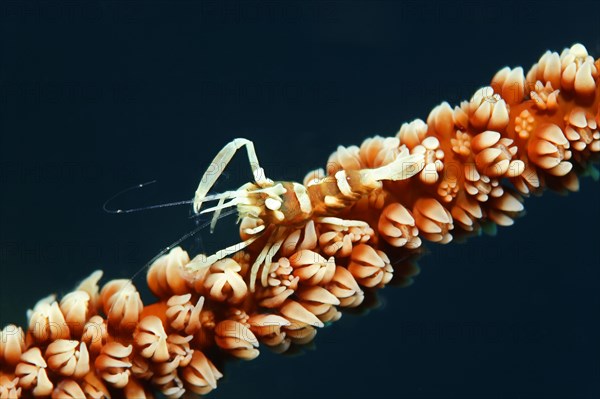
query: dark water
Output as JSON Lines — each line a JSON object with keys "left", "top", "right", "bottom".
{"left": 1, "top": 1, "right": 599, "bottom": 398}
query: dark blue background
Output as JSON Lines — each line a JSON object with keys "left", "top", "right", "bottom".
{"left": 1, "top": 1, "right": 599, "bottom": 398}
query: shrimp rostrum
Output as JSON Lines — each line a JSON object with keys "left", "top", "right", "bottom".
{"left": 188, "top": 138, "right": 424, "bottom": 291}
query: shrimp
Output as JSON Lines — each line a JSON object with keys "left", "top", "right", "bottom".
{"left": 188, "top": 138, "right": 424, "bottom": 291}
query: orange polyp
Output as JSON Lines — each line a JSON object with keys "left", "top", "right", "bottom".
{"left": 139, "top": 302, "right": 168, "bottom": 324}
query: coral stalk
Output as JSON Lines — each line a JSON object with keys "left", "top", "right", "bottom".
{"left": 1, "top": 43, "right": 598, "bottom": 398}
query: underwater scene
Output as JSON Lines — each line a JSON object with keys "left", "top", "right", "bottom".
{"left": 1, "top": 1, "right": 599, "bottom": 398}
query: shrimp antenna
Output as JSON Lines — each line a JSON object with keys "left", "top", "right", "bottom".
{"left": 103, "top": 180, "right": 195, "bottom": 214}
{"left": 132, "top": 207, "right": 238, "bottom": 281}
{"left": 106, "top": 207, "right": 238, "bottom": 320}
{"left": 104, "top": 180, "right": 243, "bottom": 215}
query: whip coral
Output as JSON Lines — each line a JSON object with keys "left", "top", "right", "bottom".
{"left": 1, "top": 43, "right": 599, "bottom": 398}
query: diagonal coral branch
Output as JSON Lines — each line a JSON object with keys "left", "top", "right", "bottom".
{"left": 1, "top": 43, "right": 599, "bottom": 399}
